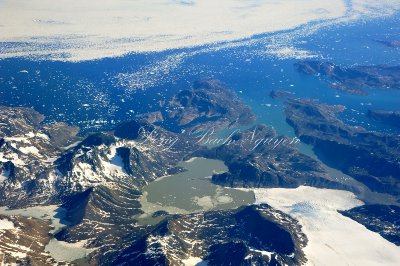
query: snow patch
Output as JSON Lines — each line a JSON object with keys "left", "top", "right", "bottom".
{"left": 182, "top": 256, "right": 207, "bottom": 266}
{"left": 19, "top": 146, "right": 42, "bottom": 157}
{"left": 0, "top": 152, "right": 25, "bottom": 166}
{"left": 0, "top": 168, "right": 10, "bottom": 183}
{"left": 249, "top": 248, "right": 274, "bottom": 259}
{"left": 0, "top": 218, "right": 15, "bottom": 230}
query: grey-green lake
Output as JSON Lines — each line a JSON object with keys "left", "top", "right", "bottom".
{"left": 137, "top": 157, "right": 255, "bottom": 224}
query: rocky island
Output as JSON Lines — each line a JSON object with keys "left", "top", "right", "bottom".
{"left": 367, "top": 109, "right": 400, "bottom": 128}
{"left": 376, "top": 40, "right": 400, "bottom": 48}
{"left": 295, "top": 61, "right": 400, "bottom": 95}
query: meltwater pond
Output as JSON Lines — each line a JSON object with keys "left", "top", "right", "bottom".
{"left": 137, "top": 157, "right": 255, "bottom": 223}
{"left": 0, "top": 205, "right": 95, "bottom": 263}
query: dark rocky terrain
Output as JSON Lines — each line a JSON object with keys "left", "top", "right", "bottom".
{"left": 114, "top": 205, "right": 307, "bottom": 266}
{"left": 0, "top": 106, "right": 80, "bottom": 207}
{"left": 194, "top": 124, "right": 352, "bottom": 191}
{"left": 367, "top": 109, "right": 400, "bottom": 128}
{"left": 376, "top": 40, "right": 400, "bottom": 48}
{"left": 0, "top": 112, "right": 197, "bottom": 264}
{"left": 0, "top": 214, "right": 65, "bottom": 265}
{"left": 0, "top": 80, "right": 289, "bottom": 265}
{"left": 150, "top": 79, "right": 256, "bottom": 132}
{"left": 48, "top": 120, "right": 200, "bottom": 264}
{"left": 2, "top": 78, "right": 398, "bottom": 265}
{"left": 340, "top": 204, "right": 400, "bottom": 245}
{"left": 295, "top": 61, "right": 400, "bottom": 95}
{"left": 269, "top": 90, "right": 294, "bottom": 99}
{"left": 284, "top": 98, "right": 400, "bottom": 198}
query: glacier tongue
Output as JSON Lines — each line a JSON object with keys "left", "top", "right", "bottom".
{"left": 252, "top": 186, "right": 400, "bottom": 266}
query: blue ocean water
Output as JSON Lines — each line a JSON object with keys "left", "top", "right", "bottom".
{"left": 0, "top": 13, "right": 399, "bottom": 135}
